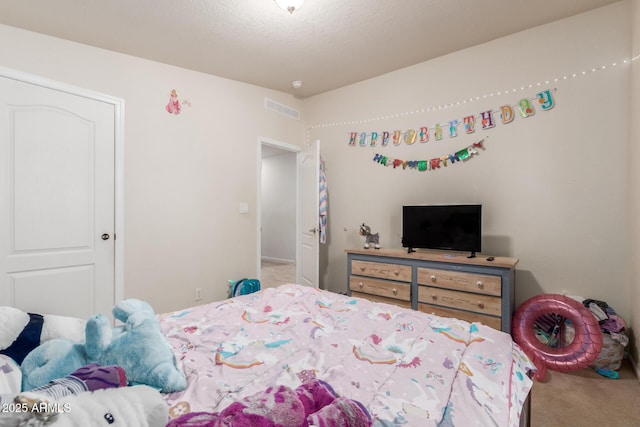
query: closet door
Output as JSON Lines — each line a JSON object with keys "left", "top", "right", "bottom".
{"left": 0, "top": 76, "right": 116, "bottom": 318}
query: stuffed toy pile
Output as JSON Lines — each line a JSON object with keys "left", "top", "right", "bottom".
{"left": 0, "top": 300, "right": 180, "bottom": 426}
{"left": 167, "top": 380, "right": 371, "bottom": 427}
{"left": 20, "top": 298, "right": 186, "bottom": 393}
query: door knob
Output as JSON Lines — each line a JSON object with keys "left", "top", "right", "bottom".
{"left": 308, "top": 228, "right": 318, "bottom": 233}
{"left": 101, "top": 234, "right": 110, "bottom": 240}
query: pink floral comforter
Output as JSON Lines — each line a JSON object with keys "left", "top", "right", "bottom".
{"left": 158, "top": 284, "right": 533, "bottom": 426}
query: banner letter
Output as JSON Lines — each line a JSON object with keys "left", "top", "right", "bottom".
{"left": 370, "top": 131, "right": 379, "bottom": 147}
{"left": 448, "top": 120, "right": 459, "bottom": 138}
{"left": 404, "top": 129, "right": 417, "bottom": 145}
{"left": 480, "top": 111, "right": 495, "bottom": 129}
{"left": 359, "top": 132, "right": 367, "bottom": 146}
{"left": 500, "top": 105, "right": 514, "bottom": 124}
{"left": 392, "top": 130, "right": 402, "bottom": 146}
{"left": 382, "top": 131, "right": 390, "bottom": 147}
{"left": 434, "top": 124, "right": 443, "bottom": 141}
{"left": 463, "top": 116, "right": 476, "bottom": 134}
{"left": 419, "top": 127, "right": 429, "bottom": 142}
{"left": 518, "top": 98, "right": 535, "bottom": 117}
{"left": 456, "top": 148, "right": 470, "bottom": 160}
{"left": 537, "top": 89, "right": 555, "bottom": 111}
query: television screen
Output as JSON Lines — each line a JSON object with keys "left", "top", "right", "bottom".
{"left": 401, "top": 204, "right": 482, "bottom": 254}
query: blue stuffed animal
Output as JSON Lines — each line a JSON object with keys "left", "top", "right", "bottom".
{"left": 21, "top": 299, "right": 186, "bottom": 393}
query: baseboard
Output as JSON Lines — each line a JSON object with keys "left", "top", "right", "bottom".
{"left": 629, "top": 353, "right": 640, "bottom": 382}
{"left": 261, "top": 256, "right": 295, "bottom": 264}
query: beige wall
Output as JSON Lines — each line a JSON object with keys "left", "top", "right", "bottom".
{"left": 0, "top": 24, "right": 306, "bottom": 314}
{"left": 629, "top": 0, "right": 640, "bottom": 376}
{"left": 306, "top": 3, "right": 633, "bottom": 325}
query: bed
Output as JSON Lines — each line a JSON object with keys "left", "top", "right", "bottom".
{"left": 158, "top": 283, "right": 534, "bottom": 426}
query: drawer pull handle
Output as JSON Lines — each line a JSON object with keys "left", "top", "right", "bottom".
{"left": 359, "top": 267, "right": 366, "bottom": 272}
{"left": 476, "top": 281, "right": 484, "bottom": 289}
{"left": 358, "top": 282, "right": 364, "bottom": 289}
{"left": 430, "top": 275, "right": 436, "bottom": 282}
{"left": 431, "top": 294, "right": 437, "bottom": 300}
{"left": 478, "top": 302, "right": 485, "bottom": 309}
{"left": 394, "top": 270, "right": 399, "bottom": 276}
{"left": 392, "top": 288, "right": 398, "bottom": 296}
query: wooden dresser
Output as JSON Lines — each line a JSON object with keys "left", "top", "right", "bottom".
{"left": 346, "top": 248, "right": 518, "bottom": 333}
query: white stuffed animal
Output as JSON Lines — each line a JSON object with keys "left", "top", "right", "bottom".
{"left": 0, "top": 307, "right": 86, "bottom": 399}
{"left": 0, "top": 307, "right": 86, "bottom": 366}
{"left": 0, "top": 385, "right": 168, "bottom": 427}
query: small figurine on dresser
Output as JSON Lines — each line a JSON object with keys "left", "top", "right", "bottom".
{"left": 359, "top": 223, "right": 381, "bottom": 249}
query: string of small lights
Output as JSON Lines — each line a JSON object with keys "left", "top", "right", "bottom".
{"left": 306, "top": 55, "right": 638, "bottom": 143}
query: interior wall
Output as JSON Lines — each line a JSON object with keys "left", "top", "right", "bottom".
{"left": 305, "top": 3, "right": 633, "bottom": 322}
{"left": 261, "top": 152, "right": 297, "bottom": 262}
{"left": 629, "top": 0, "right": 639, "bottom": 375}
{"left": 0, "top": 24, "right": 306, "bottom": 314}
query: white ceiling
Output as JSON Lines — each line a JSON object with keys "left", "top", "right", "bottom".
{"left": 0, "top": 0, "right": 621, "bottom": 98}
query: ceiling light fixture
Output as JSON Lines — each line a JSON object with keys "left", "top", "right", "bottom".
{"left": 274, "top": 0, "right": 304, "bottom": 14}
{"left": 292, "top": 80, "right": 303, "bottom": 89}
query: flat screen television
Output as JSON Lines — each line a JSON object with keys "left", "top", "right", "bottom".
{"left": 401, "top": 204, "right": 482, "bottom": 256}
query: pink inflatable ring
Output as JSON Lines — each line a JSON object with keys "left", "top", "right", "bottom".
{"left": 512, "top": 294, "right": 603, "bottom": 379}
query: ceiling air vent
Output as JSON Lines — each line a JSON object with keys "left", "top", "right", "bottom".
{"left": 264, "top": 97, "right": 300, "bottom": 120}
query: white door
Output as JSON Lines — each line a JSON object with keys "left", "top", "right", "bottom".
{"left": 298, "top": 140, "right": 320, "bottom": 288}
{"left": 0, "top": 76, "right": 116, "bottom": 318}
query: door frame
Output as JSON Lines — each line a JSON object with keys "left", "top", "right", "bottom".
{"left": 0, "top": 66, "right": 125, "bottom": 305}
{"left": 257, "top": 137, "right": 301, "bottom": 283}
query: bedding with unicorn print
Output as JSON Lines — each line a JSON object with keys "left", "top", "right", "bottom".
{"left": 158, "top": 284, "right": 534, "bottom": 426}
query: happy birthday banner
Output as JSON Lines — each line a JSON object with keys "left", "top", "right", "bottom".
{"left": 373, "top": 139, "right": 485, "bottom": 171}
{"left": 348, "top": 89, "right": 555, "bottom": 148}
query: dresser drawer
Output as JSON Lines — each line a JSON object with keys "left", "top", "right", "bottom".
{"left": 417, "top": 267, "right": 501, "bottom": 296}
{"left": 349, "top": 276, "right": 411, "bottom": 301}
{"left": 418, "top": 286, "right": 501, "bottom": 316}
{"left": 418, "top": 303, "right": 501, "bottom": 330}
{"left": 352, "top": 291, "right": 412, "bottom": 309}
{"left": 346, "top": 249, "right": 518, "bottom": 334}
{"left": 351, "top": 260, "right": 411, "bottom": 282}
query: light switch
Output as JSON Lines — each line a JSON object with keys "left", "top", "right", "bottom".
{"left": 239, "top": 202, "right": 249, "bottom": 214}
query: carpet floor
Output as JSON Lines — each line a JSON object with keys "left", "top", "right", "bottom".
{"left": 260, "top": 259, "right": 296, "bottom": 289}
{"left": 530, "top": 358, "right": 639, "bottom": 426}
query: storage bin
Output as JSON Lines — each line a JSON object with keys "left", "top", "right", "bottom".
{"left": 590, "top": 332, "right": 626, "bottom": 370}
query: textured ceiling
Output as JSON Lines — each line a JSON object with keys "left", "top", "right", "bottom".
{"left": 0, "top": 0, "right": 621, "bottom": 98}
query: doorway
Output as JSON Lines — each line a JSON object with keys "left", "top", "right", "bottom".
{"left": 259, "top": 139, "right": 299, "bottom": 288}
